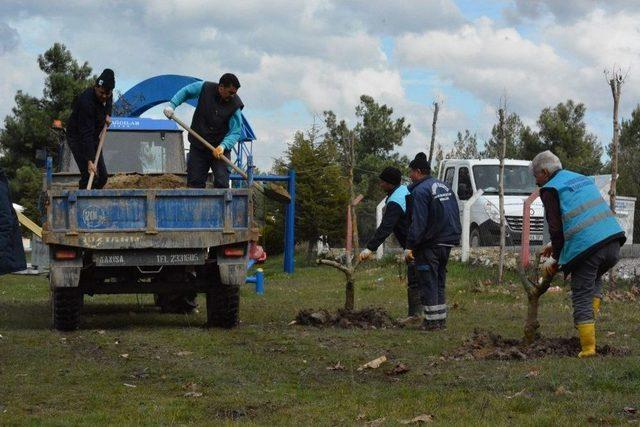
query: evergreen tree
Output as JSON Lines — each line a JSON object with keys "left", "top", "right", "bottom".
{"left": 0, "top": 43, "right": 94, "bottom": 220}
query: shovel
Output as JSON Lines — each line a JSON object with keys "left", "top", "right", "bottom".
{"left": 164, "top": 109, "right": 291, "bottom": 203}
{"left": 87, "top": 124, "right": 108, "bottom": 190}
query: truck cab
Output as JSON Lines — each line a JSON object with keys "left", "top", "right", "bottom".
{"left": 438, "top": 159, "right": 545, "bottom": 247}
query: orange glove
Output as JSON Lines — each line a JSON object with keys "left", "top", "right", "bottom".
{"left": 404, "top": 249, "right": 414, "bottom": 262}
{"left": 213, "top": 146, "right": 225, "bottom": 159}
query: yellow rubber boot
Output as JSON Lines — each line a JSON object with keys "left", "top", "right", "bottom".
{"left": 593, "top": 297, "right": 601, "bottom": 318}
{"left": 577, "top": 323, "right": 596, "bottom": 358}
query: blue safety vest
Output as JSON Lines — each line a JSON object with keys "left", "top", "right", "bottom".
{"left": 543, "top": 170, "right": 624, "bottom": 266}
{"left": 386, "top": 185, "right": 410, "bottom": 213}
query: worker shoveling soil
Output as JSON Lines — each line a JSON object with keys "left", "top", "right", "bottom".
{"left": 104, "top": 173, "right": 186, "bottom": 189}
{"left": 445, "top": 329, "right": 629, "bottom": 361}
{"left": 294, "top": 307, "right": 398, "bottom": 329}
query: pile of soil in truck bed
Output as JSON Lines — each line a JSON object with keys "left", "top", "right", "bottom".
{"left": 104, "top": 173, "right": 186, "bottom": 189}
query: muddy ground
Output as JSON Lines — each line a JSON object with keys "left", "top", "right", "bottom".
{"left": 295, "top": 307, "right": 399, "bottom": 329}
{"left": 105, "top": 173, "right": 186, "bottom": 189}
{"left": 446, "top": 329, "right": 629, "bottom": 360}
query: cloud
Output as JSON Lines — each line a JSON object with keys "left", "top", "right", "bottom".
{"left": 0, "top": 21, "right": 19, "bottom": 54}
{"left": 503, "top": 0, "right": 640, "bottom": 24}
{"left": 395, "top": 18, "right": 577, "bottom": 120}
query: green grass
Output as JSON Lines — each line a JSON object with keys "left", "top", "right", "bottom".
{"left": 0, "top": 258, "right": 639, "bottom": 426}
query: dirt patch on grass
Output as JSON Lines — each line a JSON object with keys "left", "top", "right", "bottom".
{"left": 446, "top": 329, "right": 629, "bottom": 360}
{"left": 105, "top": 173, "right": 186, "bottom": 189}
{"left": 295, "top": 307, "right": 398, "bottom": 329}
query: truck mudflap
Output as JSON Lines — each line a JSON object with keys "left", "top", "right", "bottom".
{"left": 216, "top": 245, "right": 249, "bottom": 286}
{"left": 49, "top": 258, "right": 83, "bottom": 289}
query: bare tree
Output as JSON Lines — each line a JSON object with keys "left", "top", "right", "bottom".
{"left": 428, "top": 101, "right": 440, "bottom": 163}
{"left": 497, "top": 105, "right": 507, "bottom": 285}
{"left": 605, "top": 66, "right": 628, "bottom": 288}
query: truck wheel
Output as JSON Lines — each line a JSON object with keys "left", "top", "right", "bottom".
{"left": 206, "top": 283, "right": 239, "bottom": 329}
{"left": 52, "top": 288, "right": 83, "bottom": 331}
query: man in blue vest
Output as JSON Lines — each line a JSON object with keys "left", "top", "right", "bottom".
{"left": 164, "top": 73, "right": 243, "bottom": 189}
{"left": 357, "top": 166, "right": 420, "bottom": 316}
{"left": 405, "top": 153, "right": 461, "bottom": 330}
{"left": 532, "top": 150, "right": 625, "bottom": 357}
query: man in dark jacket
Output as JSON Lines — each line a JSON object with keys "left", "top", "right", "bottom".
{"left": 164, "top": 73, "right": 243, "bottom": 189}
{"left": 532, "top": 150, "right": 625, "bottom": 357}
{"left": 0, "top": 167, "right": 26, "bottom": 275}
{"left": 67, "top": 69, "right": 114, "bottom": 189}
{"left": 406, "top": 152, "right": 461, "bottom": 330}
{"left": 357, "top": 167, "right": 420, "bottom": 316}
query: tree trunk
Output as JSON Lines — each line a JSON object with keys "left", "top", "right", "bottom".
{"left": 428, "top": 102, "right": 440, "bottom": 163}
{"left": 609, "top": 74, "right": 622, "bottom": 289}
{"left": 517, "top": 265, "right": 552, "bottom": 344}
{"left": 345, "top": 277, "right": 355, "bottom": 311}
{"left": 498, "top": 108, "right": 507, "bottom": 285}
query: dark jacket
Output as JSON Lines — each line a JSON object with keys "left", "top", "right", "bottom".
{"left": 0, "top": 168, "right": 26, "bottom": 275}
{"left": 366, "top": 188, "right": 409, "bottom": 251}
{"left": 67, "top": 87, "right": 112, "bottom": 161}
{"left": 189, "top": 82, "right": 244, "bottom": 151}
{"left": 406, "top": 175, "right": 461, "bottom": 250}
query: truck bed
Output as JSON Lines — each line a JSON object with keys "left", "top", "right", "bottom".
{"left": 43, "top": 188, "right": 258, "bottom": 250}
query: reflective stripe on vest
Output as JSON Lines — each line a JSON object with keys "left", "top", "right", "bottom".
{"left": 386, "top": 185, "right": 410, "bottom": 213}
{"left": 543, "top": 170, "right": 624, "bottom": 265}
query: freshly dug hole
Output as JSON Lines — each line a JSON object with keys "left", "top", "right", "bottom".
{"left": 295, "top": 307, "right": 398, "bottom": 329}
{"left": 446, "top": 328, "right": 629, "bottom": 360}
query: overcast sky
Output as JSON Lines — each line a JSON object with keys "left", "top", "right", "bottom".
{"left": 1, "top": 0, "right": 639, "bottom": 170}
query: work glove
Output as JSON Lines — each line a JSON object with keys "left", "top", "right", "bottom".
{"left": 213, "top": 145, "right": 225, "bottom": 159}
{"left": 404, "top": 249, "right": 414, "bottom": 263}
{"left": 163, "top": 106, "right": 174, "bottom": 119}
{"left": 540, "top": 256, "right": 558, "bottom": 278}
{"left": 540, "top": 243, "right": 553, "bottom": 258}
{"left": 358, "top": 249, "right": 373, "bottom": 262}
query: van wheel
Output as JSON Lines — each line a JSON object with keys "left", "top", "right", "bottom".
{"left": 470, "top": 227, "right": 481, "bottom": 247}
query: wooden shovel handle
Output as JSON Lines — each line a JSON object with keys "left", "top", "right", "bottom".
{"left": 87, "top": 124, "right": 108, "bottom": 190}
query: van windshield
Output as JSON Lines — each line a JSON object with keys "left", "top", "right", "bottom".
{"left": 472, "top": 165, "right": 536, "bottom": 195}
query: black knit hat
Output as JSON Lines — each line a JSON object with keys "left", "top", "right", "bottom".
{"left": 409, "top": 152, "right": 430, "bottom": 173}
{"left": 96, "top": 68, "right": 115, "bottom": 90}
{"left": 379, "top": 166, "right": 402, "bottom": 186}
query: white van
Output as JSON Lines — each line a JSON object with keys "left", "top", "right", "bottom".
{"left": 438, "top": 159, "right": 545, "bottom": 247}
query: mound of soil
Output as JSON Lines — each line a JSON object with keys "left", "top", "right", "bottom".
{"left": 295, "top": 307, "right": 398, "bottom": 329}
{"left": 105, "top": 173, "right": 186, "bottom": 189}
{"left": 446, "top": 329, "right": 629, "bottom": 360}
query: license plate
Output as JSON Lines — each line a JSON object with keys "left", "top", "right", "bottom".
{"left": 530, "top": 234, "right": 543, "bottom": 241}
{"left": 93, "top": 250, "right": 207, "bottom": 266}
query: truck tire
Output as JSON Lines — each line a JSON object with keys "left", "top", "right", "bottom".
{"left": 206, "top": 283, "right": 239, "bottom": 328}
{"left": 52, "top": 288, "right": 83, "bottom": 331}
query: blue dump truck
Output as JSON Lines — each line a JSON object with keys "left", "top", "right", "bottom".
{"left": 43, "top": 117, "right": 258, "bottom": 330}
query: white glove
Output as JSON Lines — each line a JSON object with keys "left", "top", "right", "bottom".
{"left": 540, "top": 256, "right": 558, "bottom": 277}
{"left": 358, "top": 249, "right": 373, "bottom": 262}
{"left": 163, "top": 106, "right": 174, "bottom": 118}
